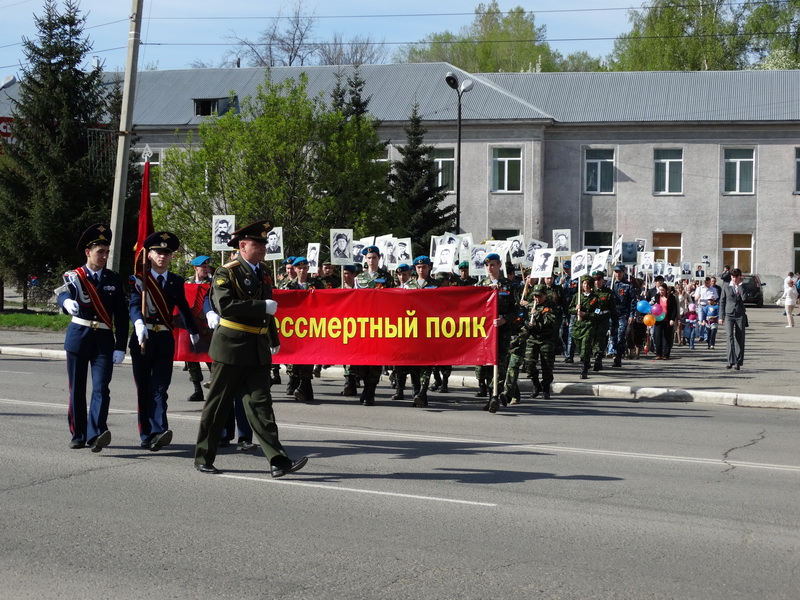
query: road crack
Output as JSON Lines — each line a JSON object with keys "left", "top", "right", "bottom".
{"left": 721, "top": 429, "right": 766, "bottom": 474}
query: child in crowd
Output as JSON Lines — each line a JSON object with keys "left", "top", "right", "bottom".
{"left": 683, "top": 303, "right": 699, "bottom": 349}
{"left": 704, "top": 297, "right": 720, "bottom": 349}
{"left": 627, "top": 313, "right": 648, "bottom": 359}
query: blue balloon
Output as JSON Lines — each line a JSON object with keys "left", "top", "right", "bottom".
{"left": 636, "top": 300, "right": 651, "bottom": 314}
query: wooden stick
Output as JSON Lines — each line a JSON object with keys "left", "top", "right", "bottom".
{"left": 140, "top": 248, "right": 147, "bottom": 351}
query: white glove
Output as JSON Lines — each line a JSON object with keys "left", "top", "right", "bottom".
{"left": 206, "top": 311, "right": 220, "bottom": 329}
{"left": 112, "top": 350, "right": 125, "bottom": 364}
{"left": 134, "top": 319, "right": 148, "bottom": 344}
{"left": 63, "top": 299, "right": 80, "bottom": 316}
{"left": 270, "top": 345, "right": 280, "bottom": 356}
{"left": 190, "top": 333, "right": 200, "bottom": 346}
{"left": 265, "top": 299, "right": 278, "bottom": 315}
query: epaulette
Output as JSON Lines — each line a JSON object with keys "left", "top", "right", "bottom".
{"left": 223, "top": 260, "right": 240, "bottom": 269}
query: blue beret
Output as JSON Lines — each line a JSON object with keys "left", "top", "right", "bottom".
{"left": 396, "top": 263, "right": 412, "bottom": 272}
{"left": 343, "top": 264, "right": 357, "bottom": 273}
{"left": 413, "top": 255, "right": 432, "bottom": 266}
{"left": 292, "top": 257, "right": 309, "bottom": 266}
{"left": 484, "top": 253, "right": 501, "bottom": 263}
{"left": 283, "top": 256, "right": 296, "bottom": 265}
{"left": 362, "top": 245, "right": 380, "bottom": 255}
{"left": 562, "top": 260, "right": 571, "bottom": 268}
{"left": 190, "top": 255, "right": 210, "bottom": 266}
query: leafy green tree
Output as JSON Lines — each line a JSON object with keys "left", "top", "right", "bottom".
{"left": 609, "top": 0, "right": 747, "bottom": 71}
{"left": 389, "top": 103, "right": 454, "bottom": 257}
{"left": 396, "top": 2, "right": 562, "bottom": 73}
{"left": 154, "top": 71, "right": 391, "bottom": 259}
{"left": 744, "top": 0, "right": 800, "bottom": 66}
{"left": 0, "top": 0, "right": 117, "bottom": 307}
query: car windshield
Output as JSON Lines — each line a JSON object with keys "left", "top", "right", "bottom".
{"left": 742, "top": 276, "right": 756, "bottom": 286}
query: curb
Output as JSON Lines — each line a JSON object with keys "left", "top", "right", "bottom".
{"left": 1, "top": 346, "right": 798, "bottom": 409}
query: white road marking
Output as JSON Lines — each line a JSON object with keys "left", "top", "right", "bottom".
{"left": 3, "top": 398, "right": 799, "bottom": 473}
{"left": 220, "top": 474, "right": 498, "bottom": 506}
{"left": 0, "top": 370, "right": 34, "bottom": 375}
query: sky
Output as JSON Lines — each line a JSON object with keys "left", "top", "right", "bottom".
{"left": 0, "top": 0, "right": 635, "bottom": 77}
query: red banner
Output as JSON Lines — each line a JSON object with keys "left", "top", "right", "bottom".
{"left": 174, "top": 286, "right": 498, "bottom": 366}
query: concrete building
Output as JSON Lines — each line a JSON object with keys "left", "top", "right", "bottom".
{"left": 2, "top": 62, "right": 800, "bottom": 289}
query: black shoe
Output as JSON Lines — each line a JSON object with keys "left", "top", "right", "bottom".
{"left": 363, "top": 397, "right": 375, "bottom": 406}
{"left": 69, "top": 440, "right": 86, "bottom": 449}
{"left": 613, "top": 356, "right": 622, "bottom": 368}
{"left": 532, "top": 381, "right": 542, "bottom": 399}
{"left": 187, "top": 390, "right": 204, "bottom": 402}
{"left": 475, "top": 384, "right": 488, "bottom": 398}
{"left": 543, "top": 390, "right": 551, "bottom": 399}
{"left": 149, "top": 429, "right": 173, "bottom": 452}
{"left": 564, "top": 357, "right": 574, "bottom": 363}
{"left": 90, "top": 430, "right": 111, "bottom": 453}
{"left": 237, "top": 441, "right": 258, "bottom": 452}
{"left": 195, "top": 463, "right": 221, "bottom": 475}
{"left": 218, "top": 439, "right": 231, "bottom": 448}
{"left": 580, "top": 372, "right": 588, "bottom": 379}
{"left": 498, "top": 392, "right": 509, "bottom": 407}
{"left": 312, "top": 366, "right": 322, "bottom": 378}
{"left": 412, "top": 393, "right": 428, "bottom": 408}
{"left": 726, "top": 364, "right": 733, "bottom": 369}
{"left": 271, "top": 456, "right": 308, "bottom": 478}
{"left": 487, "top": 397, "right": 500, "bottom": 413}
{"left": 430, "top": 382, "right": 441, "bottom": 392}
{"left": 439, "top": 383, "right": 449, "bottom": 393}
{"left": 391, "top": 390, "right": 404, "bottom": 400}
{"left": 735, "top": 365, "right": 740, "bottom": 371}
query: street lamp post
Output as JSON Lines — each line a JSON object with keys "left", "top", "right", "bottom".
{"left": 445, "top": 71, "right": 473, "bottom": 233}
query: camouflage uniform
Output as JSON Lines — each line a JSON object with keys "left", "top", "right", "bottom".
{"left": 570, "top": 281, "right": 598, "bottom": 378}
{"left": 280, "top": 274, "right": 325, "bottom": 401}
{"left": 589, "top": 279, "right": 618, "bottom": 371}
{"left": 353, "top": 266, "right": 395, "bottom": 406}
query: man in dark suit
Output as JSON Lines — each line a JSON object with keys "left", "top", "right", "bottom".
{"left": 719, "top": 268, "right": 747, "bottom": 370}
{"left": 194, "top": 220, "right": 308, "bottom": 477}
{"left": 129, "top": 231, "right": 199, "bottom": 451}
{"left": 57, "top": 225, "right": 129, "bottom": 451}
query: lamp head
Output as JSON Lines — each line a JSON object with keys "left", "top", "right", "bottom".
{"left": 460, "top": 79, "right": 474, "bottom": 94}
{"left": 445, "top": 71, "right": 459, "bottom": 90}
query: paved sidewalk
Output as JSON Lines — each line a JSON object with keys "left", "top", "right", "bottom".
{"left": 2, "top": 305, "right": 799, "bottom": 408}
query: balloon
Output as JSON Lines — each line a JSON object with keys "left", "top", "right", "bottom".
{"left": 655, "top": 312, "right": 667, "bottom": 321}
{"left": 650, "top": 304, "right": 664, "bottom": 316}
{"left": 636, "top": 300, "right": 651, "bottom": 314}
{"left": 643, "top": 314, "right": 656, "bottom": 326}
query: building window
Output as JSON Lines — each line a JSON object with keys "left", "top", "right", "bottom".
{"left": 491, "top": 228, "right": 520, "bottom": 240}
{"left": 722, "top": 233, "right": 753, "bottom": 273}
{"left": 585, "top": 148, "right": 614, "bottom": 194}
{"left": 194, "top": 99, "right": 218, "bottom": 116}
{"left": 492, "top": 148, "right": 522, "bottom": 192}
{"left": 724, "top": 149, "right": 754, "bottom": 194}
{"left": 652, "top": 232, "right": 682, "bottom": 264}
{"left": 431, "top": 148, "right": 455, "bottom": 192}
{"left": 654, "top": 149, "right": 683, "bottom": 194}
{"left": 794, "top": 233, "right": 800, "bottom": 272}
{"left": 795, "top": 149, "right": 800, "bottom": 193}
{"left": 584, "top": 231, "right": 613, "bottom": 254}
{"left": 375, "top": 146, "right": 389, "bottom": 163}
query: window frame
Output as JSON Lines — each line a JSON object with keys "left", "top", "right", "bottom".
{"left": 723, "top": 148, "right": 755, "bottom": 195}
{"left": 653, "top": 148, "right": 683, "bottom": 195}
{"left": 491, "top": 147, "right": 522, "bottom": 193}
{"left": 722, "top": 233, "right": 753, "bottom": 273}
{"left": 431, "top": 147, "right": 455, "bottom": 192}
{"left": 584, "top": 148, "right": 615, "bottom": 194}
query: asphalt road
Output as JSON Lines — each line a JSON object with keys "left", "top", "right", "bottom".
{"left": 2, "top": 356, "right": 799, "bottom": 599}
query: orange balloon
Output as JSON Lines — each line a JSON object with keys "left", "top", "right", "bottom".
{"left": 643, "top": 314, "right": 656, "bottom": 326}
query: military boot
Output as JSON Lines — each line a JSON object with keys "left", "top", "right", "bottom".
{"left": 613, "top": 354, "right": 622, "bottom": 368}
{"left": 542, "top": 383, "right": 551, "bottom": 400}
{"left": 360, "top": 380, "right": 378, "bottom": 406}
{"left": 270, "top": 366, "right": 281, "bottom": 385}
{"left": 531, "top": 379, "right": 542, "bottom": 399}
{"left": 286, "top": 376, "right": 299, "bottom": 397}
{"left": 430, "top": 371, "right": 443, "bottom": 392}
{"left": 341, "top": 374, "right": 357, "bottom": 396}
{"left": 294, "top": 378, "right": 314, "bottom": 402}
{"left": 413, "top": 380, "right": 429, "bottom": 408}
{"left": 439, "top": 373, "right": 450, "bottom": 393}
{"left": 391, "top": 373, "right": 407, "bottom": 400}
{"left": 593, "top": 355, "right": 603, "bottom": 372}
{"left": 187, "top": 381, "right": 204, "bottom": 402}
{"left": 581, "top": 360, "right": 590, "bottom": 379}
{"left": 474, "top": 377, "right": 488, "bottom": 397}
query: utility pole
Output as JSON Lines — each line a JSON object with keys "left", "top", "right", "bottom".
{"left": 108, "top": 0, "right": 144, "bottom": 272}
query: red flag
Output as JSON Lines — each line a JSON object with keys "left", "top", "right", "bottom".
{"left": 134, "top": 160, "right": 154, "bottom": 273}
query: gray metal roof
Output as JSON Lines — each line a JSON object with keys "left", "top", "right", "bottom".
{"left": 479, "top": 70, "right": 800, "bottom": 123}
{"left": 128, "top": 62, "right": 552, "bottom": 127}
{"left": 3, "top": 64, "right": 800, "bottom": 126}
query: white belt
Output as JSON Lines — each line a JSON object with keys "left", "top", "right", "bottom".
{"left": 145, "top": 323, "right": 171, "bottom": 332}
{"left": 71, "top": 317, "right": 110, "bottom": 330}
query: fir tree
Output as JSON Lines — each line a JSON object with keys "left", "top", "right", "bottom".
{"left": 0, "top": 0, "right": 116, "bottom": 306}
{"left": 389, "top": 103, "right": 455, "bottom": 257}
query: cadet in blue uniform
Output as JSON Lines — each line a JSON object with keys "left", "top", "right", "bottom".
{"left": 129, "top": 231, "right": 199, "bottom": 451}
{"left": 57, "top": 225, "right": 128, "bottom": 451}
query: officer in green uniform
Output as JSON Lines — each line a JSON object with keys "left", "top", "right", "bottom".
{"left": 280, "top": 256, "right": 325, "bottom": 402}
{"left": 404, "top": 256, "right": 438, "bottom": 407}
{"left": 570, "top": 275, "right": 597, "bottom": 379}
{"left": 590, "top": 270, "right": 618, "bottom": 372}
{"left": 479, "top": 253, "right": 522, "bottom": 413}
{"left": 185, "top": 255, "right": 213, "bottom": 402}
{"left": 354, "top": 245, "right": 395, "bottom": 406}
{"left": 502, "top": 284, "right": 560, "bottom": 403}
{"left": 194, "top": 220, "right": 308, "bottom": 477}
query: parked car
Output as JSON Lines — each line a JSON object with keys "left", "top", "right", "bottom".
{"left": 741, "top": 275, "right": 765, "bottom": 307}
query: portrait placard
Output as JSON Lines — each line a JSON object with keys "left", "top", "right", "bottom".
{"left": 212, "top": 215, "right": 235, "bottom": 251}
{"left": 264, "top": 226, "right": 283, "bottom": 261}
{"left": 329, "top": 229, "right": 353, "bottom": 265}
